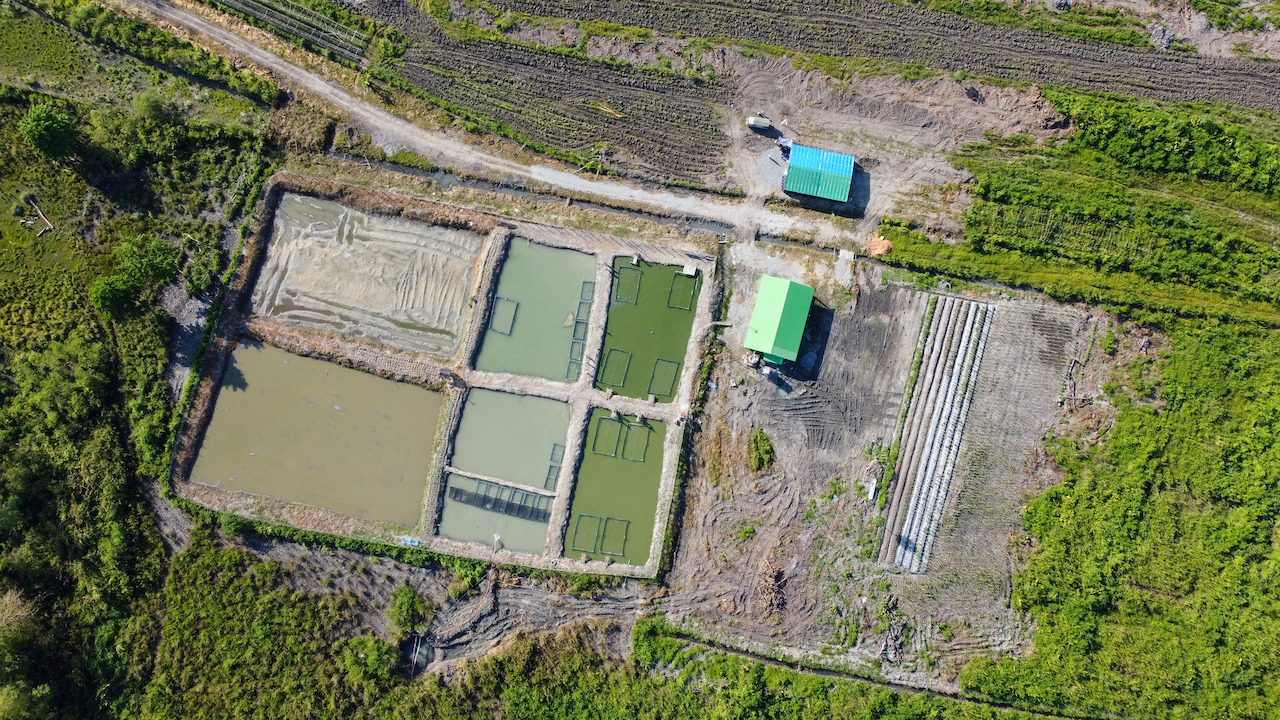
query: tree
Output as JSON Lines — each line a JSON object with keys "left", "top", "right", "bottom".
{"left": 387, "top": 584, "right": 430, "bottom": 642}
{"left": 89, "top": 236, "right": 181, "bottom": 320}
{"left": 18, "top": 104, "right": 76, "bottom": 159}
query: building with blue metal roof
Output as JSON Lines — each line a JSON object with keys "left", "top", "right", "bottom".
{"left": 783, "top": 145, "right": 856, "bottom": 202}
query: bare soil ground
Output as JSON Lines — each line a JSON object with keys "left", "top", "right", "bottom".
{"left": 716, "top": 51, "right": 1066, "bottom": 231}
{"left": 491, "top": 0, "right": 1280, "bottom": 111}
{"left": 666, "top": 245, "right": 929, "bottom": 669}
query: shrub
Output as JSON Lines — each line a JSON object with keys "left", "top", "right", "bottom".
{"left": 747, "top": 427, "right": 774, "bottom": 472}
{"left": 18, "top": 103, "right": 75, "bottom": 158}
{"left": 387, "top": 584, "right": 430, "bottom": 641}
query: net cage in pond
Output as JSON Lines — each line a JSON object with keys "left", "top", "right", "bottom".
{"left": 589, "top": 415, "right": 652, "bottom": 462}
{"left": 570, "top": 514, "right": 630, "bottom": 556}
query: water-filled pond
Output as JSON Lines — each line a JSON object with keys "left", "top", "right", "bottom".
{"left": 436, "top": 389, "right": 567, "bottom": 554}
{"left": 564, "top": 409, "right": 666, "bottom": 566}
{"left": 474, "top": 238, "right": 597, "bottom": 381}
{"left": 190, "top": 341, "right": 443, "bottom": 527}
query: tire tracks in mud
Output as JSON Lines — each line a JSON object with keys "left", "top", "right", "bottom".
{"left": 492, "top": 0, "right": 1280, "bottom": 111}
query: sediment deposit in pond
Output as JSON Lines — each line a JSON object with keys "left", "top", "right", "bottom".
{"left": 190, "top": 341, "right": 444, "bottom": 527}
{"left": 252, "top": 193, "right": 485, "bottom": 357}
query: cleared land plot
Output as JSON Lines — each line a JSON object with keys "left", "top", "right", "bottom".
{"left": 190, "top": 341, "right": 443, "bottom": 527}
{"left": 204, "top": 0, "right": 370, "bottom": 62}
{"left": 355, "top": 0, "right": 730, "bottom": 182}
{"left": 474, "top": 238, "right": 597, "bottom": 382}
{"left": 448, "top": 388, "right": 571, "bottom": 491}
{"left": 566, "top": 409, "right": 666, "bottom": 565}
{"left": 252, "top": 193, "right": 485, "bottom": 357}
{"left": 437, "top": 473, "right": 552, "bottom": 554}
{"left": 493, "top": 0, "right": 1280, "bottom": 111}
{"left": 595, "top": 259, "right": 700, "bottom": 403}
{"left": 882, "top": 297, "right": 995, "bottom": 573}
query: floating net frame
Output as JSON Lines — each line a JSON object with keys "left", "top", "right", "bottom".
{"left": 666, "top": 272, "right": 698, "bottom": 310}
{"left": 565, "top": 281, "right": 595, "bottom": 380}
{"left": 621, "top": 421, "right": 650, "bottom": 462}
{"left": 600, "top": 517, "right": 630, "bottom": 557}
{"left": 647, "top": 358, "right": 681, "bottom": 398}
{"left": 614, "top": 266, "right": 642, "bottom": 304}
{"left": 571, "top": 514, "right": 602, "bottom": 553}
{"left": 544, "top": 443, "right": 565, "bottom": 490}
{"left": 489, "top": 296, "right": 518, "bottom": 335}
{"left": 591, "top": 416, "right": 623, "bottom": 456}
{"left": 446, "top": 475, "right": 553, "bottom": 523}
{"left": 597, "top": 348, "right": 632, "bottom": 387}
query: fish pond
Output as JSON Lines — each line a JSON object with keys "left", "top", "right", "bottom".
{"left": 595, "top": 259, "right": 701, "bottom": 403}
{"left": 436, "top": 388, "right": 568, "bottom": 555}
{"left": 190, "top": 341, "right": 444, "bottom": 527}
{"left": 564, "top": 409, "right": 666, "bottom": 566}
{"left": 474, "top": 238, "right": 597, "bottom": 382}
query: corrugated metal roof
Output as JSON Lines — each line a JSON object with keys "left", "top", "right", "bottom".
{"left": 783, "top": 145, "right": 856, "bottom": 202}
{"left": 744, "top": 275, "right": 815, "bottom": 362}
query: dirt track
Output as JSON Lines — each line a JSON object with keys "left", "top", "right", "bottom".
{"left": 358, "top": 0, "right": 730, "bottom": 184}
{"left": 492, "top": 0, "right": 1280, "bottom": 111}
{"left": 117, "top": 0, "right": 813, "bottom": 239}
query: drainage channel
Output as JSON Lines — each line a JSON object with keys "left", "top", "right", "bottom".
{"left": 328, "top": 152, "right": 735, "bottom": 236}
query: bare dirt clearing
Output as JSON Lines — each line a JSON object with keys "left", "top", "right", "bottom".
{"left": 662, "top": 242, "right": 1089, "bottom": 691}
{"left": 718, "top": 51, "right": 1066, "bottom": 228}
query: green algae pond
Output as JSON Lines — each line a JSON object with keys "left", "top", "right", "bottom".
{"left": 564, "top": 409, "right": 667, "bottom": 566}
{"left": 474, "top": 238, "right": 597, "bottom": 381}
{"left": 596, "top": 259, "right": 701, "bottom": 403}
{"left": 190, "top": 342, "right": 444, "bottom": 527}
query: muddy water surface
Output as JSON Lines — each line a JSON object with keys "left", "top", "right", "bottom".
{"left": 474, "top": 238, "right": 597, "bottom": 381}
{"left": 191, "top": 342, "right": 443, "bottom": 527}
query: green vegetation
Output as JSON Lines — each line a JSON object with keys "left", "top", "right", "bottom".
{"left": 961, "top": 323, "right": 1280, "bottom": 717}
{"left": 18, "top": 103, "right": 74, "bottom": 157}
{"left": 387, "top": 585, "right": 432, "bottom": 642}
{"left": 1184, "top": 0, "right": 1268, "bottom": 31}
{"left": 24, "top": 0, "right": 279, "bottom": 104}
{"left": 748, "top": 427, "right": 774, "bottom": 472}
{"left": 924, "top": 0, "right": 1151, "bottom": 47}
{"left": 882, "top": 92, "right": 1280, "bottom": 324}
{"left": 875, "top": 88, "right": 1280, "bottom": 719}
{"left": 89, "top": 235, "right": 180, "bottom": 319}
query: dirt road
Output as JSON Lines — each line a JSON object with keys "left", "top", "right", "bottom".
{"left": 119, "top": 0, "right": 830, "bottom": 240}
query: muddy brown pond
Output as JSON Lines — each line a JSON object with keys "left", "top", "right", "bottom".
{"left": 190, "top": 341, "right": 444, "bottom": 527}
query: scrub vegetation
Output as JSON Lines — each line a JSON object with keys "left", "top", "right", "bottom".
{"left": 6, "top": 0, "right": 1280, "bottom": 719}
{"left": 883, "top": 91, "right": 1280, "bottom": 324}
{"left": 880, "top": 89, "right": 1280, "bottom": 718}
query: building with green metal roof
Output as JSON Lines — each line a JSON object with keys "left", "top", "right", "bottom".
{"left": 783, "top": 145, "right": 856, "bottom": 202}
{"left": 744, "top": 275, "right": 815, "bottom": 364}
